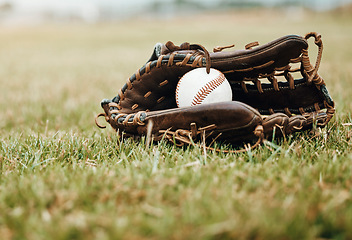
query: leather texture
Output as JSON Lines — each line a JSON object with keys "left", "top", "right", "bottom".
{"left": 96, "top": 32, "right": 335, "bottom": 149}
{"left": 141, "top": 101, "right": 262, "bottom": 144}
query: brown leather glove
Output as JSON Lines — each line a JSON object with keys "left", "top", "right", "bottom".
{"left": 96, "top": 32, "right": 335, "bottom": 151}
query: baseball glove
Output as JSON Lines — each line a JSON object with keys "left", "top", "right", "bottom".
{"left": 96, "top": 32, "right": 335, "bottom": 152}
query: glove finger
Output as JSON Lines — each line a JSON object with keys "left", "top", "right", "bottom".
{"left": 262, "top": 113, "right": 289, "bottom": 138}
{"left": 142, "top": 101, "right": 263, "bottom": 145}
{"left": 285, "top": 115, "right": 307, "bottom": 135}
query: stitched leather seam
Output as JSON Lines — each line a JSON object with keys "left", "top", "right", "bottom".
{"left": 175, "top": 77, "right": 181, "bottom": 106}
{"left": 117, "top": 53, "right": 203, "bottom": 106}
{"left": 191, "top": 73, "right": 225, "bottom": 106}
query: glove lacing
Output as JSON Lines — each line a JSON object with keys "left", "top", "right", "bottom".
{"left": 158, "top": 123, "right": 264, "bottom": 154}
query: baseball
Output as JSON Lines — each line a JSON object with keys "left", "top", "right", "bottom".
{"left": 175, "top": 68, "right": 232, "bottom": 107}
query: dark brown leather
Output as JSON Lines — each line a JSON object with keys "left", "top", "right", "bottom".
{"left": 97, "top": 32, "right": 335, "bottom": 147}
{"left": 140, "top": 101, "right": 262, "bottom": 144}
{"left": 211, "top": 35, "right": 307, "bottom": 74}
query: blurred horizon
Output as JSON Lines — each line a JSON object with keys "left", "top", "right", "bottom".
{"left": 0, "top": 0, "right": 351, "bottom": 26}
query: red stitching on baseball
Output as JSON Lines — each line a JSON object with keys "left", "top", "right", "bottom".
{"left": 191, "top": 72, "right": 225, "bottom": 105}
{"left": 175, "top": 77, "right": 182, "bottom": 106}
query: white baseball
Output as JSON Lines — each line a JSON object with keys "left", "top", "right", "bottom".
{"left": 175, "top": 68, "right": 232, "bottom": 107}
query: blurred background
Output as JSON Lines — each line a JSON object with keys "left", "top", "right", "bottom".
{"left": 0, "top": 0, "right": 352, "bottom": 25}
{"left": 0, "top": 0, "right": 351, "bottom": 133}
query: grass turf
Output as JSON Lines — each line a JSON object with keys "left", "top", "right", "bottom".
{"left": 0, "top": 9, "right": 352, "bottom": 240}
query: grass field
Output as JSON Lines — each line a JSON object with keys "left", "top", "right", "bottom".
{"left": 1, "top": 9, "right": 352, "bottom": 239}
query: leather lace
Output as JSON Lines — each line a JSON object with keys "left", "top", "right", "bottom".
{"left": 158, "top": 124, "right": 264, "bottom": 154}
